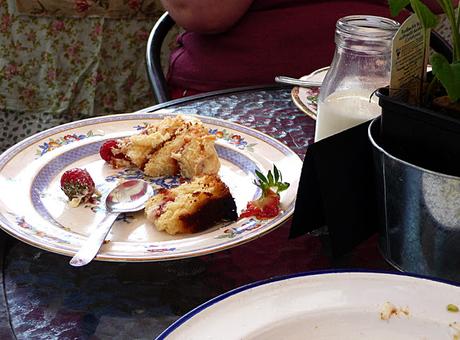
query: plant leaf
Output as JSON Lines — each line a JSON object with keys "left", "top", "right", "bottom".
{"left": 409, "top": 0, "right": 438, "bottom": 29}
{"left": 431, "top": 53, "right": 460, "bottom": 102}
{"left": 388, "top": 0, "right": 410, "bottom": 17}
{"left": 388, "top": 0, "right": 437, "bottom": 30}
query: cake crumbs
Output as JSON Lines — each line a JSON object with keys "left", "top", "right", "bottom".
{"left": 450, "top": 322, "right": 460, "bottom": 340}
{"left": 380, "top": 301, "right": 410, "bottom": 320}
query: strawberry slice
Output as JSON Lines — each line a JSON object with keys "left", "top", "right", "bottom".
{"left": 99, "top": 139, "right": 125, "bottom": 163}
{"left": 60, "top": 168, "right": 95, "bottom": 206}
{"left": 240, "top": 165, "right": 289, "bottom": 219}
{"left": 240, "top": 189, "right": 281, "bottom": 219}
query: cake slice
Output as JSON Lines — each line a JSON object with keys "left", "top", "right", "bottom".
{"left": 144, "top": 175, "right": 237, "bottom": 235}
{"left": 103, "top": 115, "right": 221, "bottom": 178}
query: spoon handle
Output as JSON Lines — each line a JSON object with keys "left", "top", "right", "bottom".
{"left": 69, "top": 212, "right": 119, "bottom": 267}
{"left": 274, "top": 76, "right": 322, "bottom": 88}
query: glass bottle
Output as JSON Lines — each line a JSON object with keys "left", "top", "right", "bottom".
{"left": 315, "top": 15, "right": 400, "bottom": 142}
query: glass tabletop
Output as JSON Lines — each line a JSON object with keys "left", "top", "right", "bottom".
{"left": 0, "top": 86, "right": 391, "bottom": 339}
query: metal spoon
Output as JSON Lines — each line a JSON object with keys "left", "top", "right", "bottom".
{"left": 69, "top": 179, "right": 154, "bottom": 267}
{"left": 274, "top": 76, "right": 322, "bottom": 88}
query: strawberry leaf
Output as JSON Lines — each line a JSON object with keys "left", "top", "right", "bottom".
{"left": 267, "top": 170, "right": 274, "bottom": 186}
{"left": 255, "top": 169, "right": 267, "bottom": 184}
{"left": 276, "top": 182, "right": 290, "bottom": 192}
{"left": 253, "top": 165, "right": 290, "bottom": 195}
{"left": 274, "top": 165, "right": 280, "bottom": 182}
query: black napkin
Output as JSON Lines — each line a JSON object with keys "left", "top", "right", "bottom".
{"left": 289, "top": 121, "right": 378, "bottom": 257}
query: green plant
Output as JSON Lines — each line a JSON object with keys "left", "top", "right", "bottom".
{"left": 389, "top": 0, "right": 460, "bottom": 102}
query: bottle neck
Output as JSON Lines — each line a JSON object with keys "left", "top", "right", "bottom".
{"left": 335, "top": 15, "right": 400, "bottom": 54}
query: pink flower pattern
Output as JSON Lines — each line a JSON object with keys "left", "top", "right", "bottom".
{"left": 91, "top": 24, "right": 102, "bottom": 39}
{"left": 75, "top": 0, "right": 91, "bottom": 13}
{"left": 92, "top": 72, "right": 104, "bottom": 85}
{"left": 47, "top": 70, "right": 57, "bottom": 82}
{"left": 4, "top": 63, "right": 19, "bottom": 80}
{"left": 128, "top": 0, "right": 141, "bottom": 10}
{"left": 1, "top": 14, "right": 11, "bottom": 33}
{"left": 52, "top": 20, "right": 65, "bottom": 32}
{"left": 136, "top": 29, "right": 149, "bottom": 42}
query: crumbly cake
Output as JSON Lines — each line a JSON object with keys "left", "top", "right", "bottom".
{"left": 114, "top": 115, "right": 220, "bottom": 178}
{"left": 144, "top": 175, "right": 237, "bottom": 235}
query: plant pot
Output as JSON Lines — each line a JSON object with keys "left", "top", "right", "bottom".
{"left": 376, "top": 87, "right": 460, "bottom": 177}
{"left": 369, "top": 117, "right": 460, "bottom": 282}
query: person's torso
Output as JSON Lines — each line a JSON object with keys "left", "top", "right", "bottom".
{"left": 167, "top": 0, "right": 396, "bottom": 92}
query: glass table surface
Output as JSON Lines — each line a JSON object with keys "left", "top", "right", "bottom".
{"left": 0, "top": 86, "right": 391, "bottom": 339}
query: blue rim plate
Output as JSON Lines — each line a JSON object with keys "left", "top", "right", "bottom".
{"left": 157, "top": 270, "right": 460, "bottom": 339}
{"left": 0, "top": 112, "right": 302, "bottom": 262}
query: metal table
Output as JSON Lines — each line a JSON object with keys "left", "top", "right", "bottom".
{"left": 0, "top": 86, "right": 391, "bottom": 339}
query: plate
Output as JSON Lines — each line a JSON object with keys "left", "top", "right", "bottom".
{"left": 0, "top": 112, "right": 302, "bottom": 262}
{"left": 291, "top": 66, "right": 329, "bottom": 119}
{"left": 157, "top": 271, "right": 460, "bottom": 339}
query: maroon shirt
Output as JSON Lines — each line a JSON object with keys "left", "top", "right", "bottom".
{"left": 167, "top": 0, "right": 405, "bottom": 92}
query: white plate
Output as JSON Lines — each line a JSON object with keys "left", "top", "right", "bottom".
{"left": 0, "top": 112, "right": 302, "bottom": 262}
{"left": 157, "top": 271, "right": 460, "bottom": 339}
{"left": 291, "top": 66, "right": 329, "bottom": 119}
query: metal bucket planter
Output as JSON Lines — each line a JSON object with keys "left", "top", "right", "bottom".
{"left": 369, "top": 118, "right": 460, "bottom": 282}
{"left": 376, "top": 87, "right": 460, "bottom": 176}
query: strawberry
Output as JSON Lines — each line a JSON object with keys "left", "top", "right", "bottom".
{"left": 240, "top": 165, "right": 290, "bottom": 219}
{"left": 99, "top": 139, "right": 124, "bottom": 163}
{"left": 240, "top": 189, "right": 281, "bottom": 219}
{"left": 60, "top": 168, "right": 95, "bottom": 206}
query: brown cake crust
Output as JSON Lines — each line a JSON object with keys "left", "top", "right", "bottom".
{"left": 145, "top": 175, "right": 237, "bottom": 234}
{"left": 178, "top": 192, "right": 238, "bottom": 233}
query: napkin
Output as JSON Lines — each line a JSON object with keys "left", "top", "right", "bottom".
{"left": 289, "top": 121, "right": 378, "bottom": 257}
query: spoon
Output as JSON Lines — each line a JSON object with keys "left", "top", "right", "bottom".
{"left": 69, "top": 179, "right": 154, "bottom": 267}
{"left": 274, "top": 76, "right": 322, "bottom": 88}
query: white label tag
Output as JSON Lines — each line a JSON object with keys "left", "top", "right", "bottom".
{"left": 390, "top": 14, "right": 430, "bottom": 104}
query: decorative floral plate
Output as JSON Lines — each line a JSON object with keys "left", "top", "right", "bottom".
{"left": 157, "top": 271, "right": 460, "bottom": 339}
{"left": 291, "top": 66, "right": 329, "bottom": 119}
{"left": 0, "top": 112, "right": 302, "bottom": 262}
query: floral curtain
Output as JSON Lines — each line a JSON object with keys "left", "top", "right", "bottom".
{"left": 0, "top": 0, "right": 168, "bottom": 152}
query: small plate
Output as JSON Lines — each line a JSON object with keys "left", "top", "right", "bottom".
{"left": 157, "top": 271, "right": 460, "bottom": 339}
{"left": 291, "top": 66, "right": 329, "bottom": 119}
{"left": 0, "top": 112, "right": 302, "bottom": 262}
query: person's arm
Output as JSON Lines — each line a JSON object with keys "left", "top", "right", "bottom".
{"left": 160, "top": 0, "right": 254, "bottom": 33}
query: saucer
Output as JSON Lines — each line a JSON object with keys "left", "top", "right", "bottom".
{"left": 291, "top": 66, "right": 329, "bottom": 119}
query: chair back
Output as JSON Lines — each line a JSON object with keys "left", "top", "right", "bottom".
{"left": 146, "top": 12, "right": 175, "bottom": 103}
